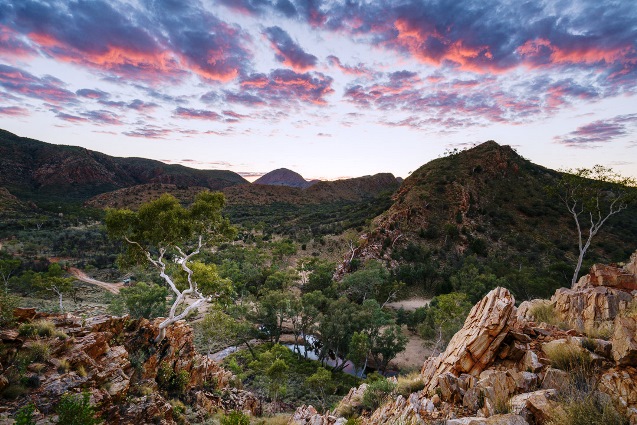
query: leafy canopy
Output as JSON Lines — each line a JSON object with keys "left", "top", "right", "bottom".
{"left": 106, "top": 192, "right": 236, "bottom": 262}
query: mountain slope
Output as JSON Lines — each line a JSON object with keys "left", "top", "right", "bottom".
{"left": 0, "top": 129, "right": 247, "bottom": 203}
{"left": 253, "top": 168, "right": 314, "bottom": 188}
{"left": 347, "top": 141, "right": 637, "bottom": 298}
{"left": 85, "top": 174, "right": 401, "bottom": 237}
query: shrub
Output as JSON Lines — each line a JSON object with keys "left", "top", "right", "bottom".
{"left": 156, "top": 362, "right": 190, "bottom": 396}
{"left": 362, "top": 378, "right": 396, "bottom": 411}
{"left": 530, "top": 300, "right": 564, "bottom": 327}
{"left": 1, "top": 384, "right": 28, "bottom": 400}
{"left": 584, "top": 322, "right": 613, "bottom": 340}
{"left": 544, "top": 344, "right": 592, "bottom": 373}
{"left": 57, "top": 359, "right": 71, "bottom": 374}
{"left": 0, "top": 291, "right": 17, "bottom": 327}
{"left": 547, "top": 392, "right": 628, "bottom": 425}
{"left": 56, "top": 391, "right": 102, "bottom": 425}
{"left": 396, "top": 372, "right": 425, "bottom": 397}
{"left": 14, "top": 402, "right": 36, "bottom": 425}
{"left": 29, "top": 342, "right": 51, "bottom": 362}
{"left": 220, "top": 410, "right": 250, "bottom": 425}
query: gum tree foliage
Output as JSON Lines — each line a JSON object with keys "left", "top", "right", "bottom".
{"left": 105, "top": 192, "right": 236, "bottom": 342}
{"left": 554, "top": 166, "right": 636, "bottom": 285}
{"left": 33, "top": 263, "right": 75, "bottom": 312}
{"left": 0, "top": 257, "right": 21, "bottom": 294}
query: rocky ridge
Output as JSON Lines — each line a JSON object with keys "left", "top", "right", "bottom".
{"left": 0, "top": 311, "right": 260, "bottom": 424}
{"left": 292, "top": 251, "right": 637, "bottom": 424}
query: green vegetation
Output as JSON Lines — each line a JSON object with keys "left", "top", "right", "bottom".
{"left": 105, "top": 191, "right": 235, "bottom": 342}
{"left": 56, "top": 391, "right": 102, "bottom": 425}
{"left": 220, "top": 411, "right": 251, "bottom": 425}
{"left": 109, "top": 281, "right": 168, "bottom": 319}
{"left": 13, "top": 402, "right": 36, "bottom": 425}
{"left": 547, "top": 393, "right": 628, "bottom": 425}
{"left": 225, "top": 343, "right": 360, "bottom": 409}
{"left": 362, "top": 377, "right": 397, "bottom": 411}
{"left": 544, "top": 344, "right": 593, "bottom": 373}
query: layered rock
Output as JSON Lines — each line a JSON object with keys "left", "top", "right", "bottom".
{"left": 612, "top": 316, "right": 637, "bottom": 366}
{"left": 551, "top": 259, "right": 637, "bottom": 331}
{"left": 421, "top": 287, "right": 515, "bottom": 391}
{"left": 0, "top": 311, "right": 260, "bottom": 424}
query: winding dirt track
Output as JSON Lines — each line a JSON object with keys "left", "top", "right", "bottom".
{"left": 68, "top": 267, "right": 123, "bottom": 295}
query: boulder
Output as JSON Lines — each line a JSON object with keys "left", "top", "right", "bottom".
{"left": 541, "top": 368, "right": 570, "bottom": 392}
{"left": 598, "top": 367, "right": 637, "bottom": 424}
{"left": 625, "top": 251, "right": 637, "bottom": 277}
{"left": 574, "top": 264, "right": 637, "bottom": 291}
{"left": 552, "top": 286, "right": 633, "bottom": 331}
{"left": 421, "top": 288, "right": 515, "bottom": 393}
{"left": 518, "top": 350, "right": 543, "bottom": 373}
{"left": 288, "top": 405, "right": 346, "bottom": 425}
{"left": 612, "top": 316, "right": 637, "bottom": 366}
{"left": 12, "top": 307, "right": 36, "bottom": 322}
{"left": 510, "top": 389, "right": 560, "bottom": 424}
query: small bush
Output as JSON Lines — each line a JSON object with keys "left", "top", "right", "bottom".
{"left": 362, "top": 378, "right": 396, "bottom": 411}
{"left": 396, "top": 372, "right": 425, "bottom": 397}
{"left": 544, "top": 344, "right": 592, "bottom": 373}
{"left": 34, "top": 320, "right": 55, "bottom": 337}
{"left": 2, "top": 384, "right": 28, "bottom": 400}
{"left": 56, "top": 391, "right": 102, "bottom": 425}
{"left": 584, "top": 322, "right": 613, "bottom": 340}
{"left": 76, "top": 365, "right": 87, "bottom": 378}
{"left": 547, "top": 392, "right": 628, "bottom": 425}
{"left": 29, "top": 342, "right": 51, "bottom": 362}
{"left": 13, "top": 402, "right": 36, "bottom": 425}
{"left": 530, "top": 302, "right": 557, "bottom": 324}
{"left": 220, "top": 410, "right": 250, "bottom": 425}
{"left": 57, "top": 359, "right": 71, "bottom": 374}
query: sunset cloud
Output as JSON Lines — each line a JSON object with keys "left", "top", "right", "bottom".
{"left": 264, "top": 26, "right": 317, "bottom": 71}
{"left": 0, "top": 64, "right": 76, "bottom": 104}
{"left": 173, "top": 107, "right": 222, "bottom": 121}
{"left": 554, "top": 114, "right": 637, "bottom": 148}
{"left": 234, "top": 69, "right": 334, "bottom": 106}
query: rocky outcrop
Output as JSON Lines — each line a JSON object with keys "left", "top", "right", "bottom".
{"left": 599, "top": 367, "right": 637, "bottom": 424}
{"left": 612, "top": 316, "right": 637, "bottom": 366}
{"left": 288, "top": 405, "right": 347, "bottom": 425}
{"left": 552, "top": 286, "right": 633, "bottom": 331}
{"left": 421, "top": 287, "right": 515, "bottom": 391}
{"left": 300, "top": 253, "right": 637, "bottom": 425}
{"left": 0, "top": 311, "right": 260, "bottom": 424}
{"left": 551, "top": 259, "right": 637, "bottom": 331}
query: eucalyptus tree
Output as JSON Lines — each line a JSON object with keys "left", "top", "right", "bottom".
{"left": 105, "top": 192, "right": 236, "bottom": 342}
{"left": 554, "top": 166, "right": 636, "bottom": 285}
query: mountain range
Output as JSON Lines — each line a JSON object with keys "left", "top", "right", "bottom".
{"left": 2, "top": 128, "right": 636, "bottom": 299}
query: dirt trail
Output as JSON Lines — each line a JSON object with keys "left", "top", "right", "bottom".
{"left": 68, "top": 267, "right": 123, "bottom": 295}
{"left": 385, "top": 297, "right": 431, "bottom": 311}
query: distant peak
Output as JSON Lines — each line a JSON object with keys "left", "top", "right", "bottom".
{"left": 253, "top": 168, "right": 315, "bottom": 188}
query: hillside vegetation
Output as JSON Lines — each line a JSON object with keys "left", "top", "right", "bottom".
{"left": 351, "top": 141, "right": 637, "bottom": 300}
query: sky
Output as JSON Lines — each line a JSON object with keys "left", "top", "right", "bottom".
{"left": 0, "top": 0, "right": 636, "bottom": 181}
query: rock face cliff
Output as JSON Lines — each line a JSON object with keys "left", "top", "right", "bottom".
{"left": 0, "top": 311, "right": 260, "bottom": 424}
{"left": 291, "top": 251, "right": 637, "bottom": 425}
